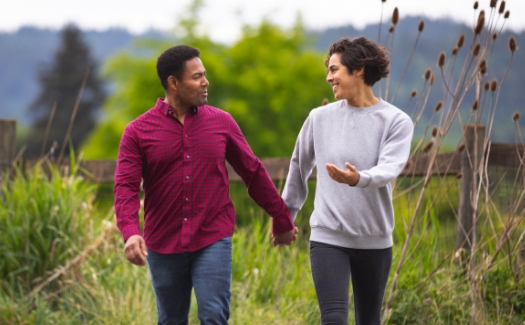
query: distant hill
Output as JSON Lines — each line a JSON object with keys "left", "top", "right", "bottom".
{"left": 1, "top": 18, "right": 524, "bottom": 142}
{"left": 311, "top": 16, "right": 525, "bottom": 142}
{"left": 0, "top": 26, "right": 167, "bottom": 124}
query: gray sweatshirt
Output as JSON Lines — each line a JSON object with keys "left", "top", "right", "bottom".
{"left": 282, "top": 99, "right": 414, "bottom": 249}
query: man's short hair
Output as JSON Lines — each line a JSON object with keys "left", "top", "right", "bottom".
{"left": 326, "top": 37, "right": 390, "bottom": 86}
{"left": 157, "top": 45, "right": 200, "bottom": 90}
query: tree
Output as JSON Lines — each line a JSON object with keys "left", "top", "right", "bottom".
{"left": 83, "top": 18, "right": 332, "bottom": 158}
{"left": 24, "top": 24, "right": 105, "bottom": 157}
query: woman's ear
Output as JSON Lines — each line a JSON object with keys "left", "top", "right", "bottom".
{"left": 354, "top": 66, "right": 365, "bottom": 77}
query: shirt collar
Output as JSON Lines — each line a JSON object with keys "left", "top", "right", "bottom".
{"left": 155, "top": 98, "right": 199, "bottom": 116}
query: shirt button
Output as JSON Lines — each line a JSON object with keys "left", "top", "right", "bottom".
{"left": 185, "top": 134, "right": 188, "bottom": 138}
{"left": 186, "top": 176, "right": 189, "bottom": 179}
{"left": 185, "top": 198, "right": 189, "bottom": 201}
{"left": 184, "top": 218, "right": 187, "bottom": 221}
{"left": 186, "top": 155, "right": 190, "bottom": 159}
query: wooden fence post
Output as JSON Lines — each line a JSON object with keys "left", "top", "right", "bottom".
{"left": 0, "top": 119, "right": 17, "bottom": 183}
{"left": 456, "top": 124, "right": 485, "bottom": 251}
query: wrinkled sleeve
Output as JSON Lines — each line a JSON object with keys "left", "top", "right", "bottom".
{"left": 114, "top": 125, "right": 143, "bottom": 242}
{"left": 225, "top": 113, "right": 294, "bottom": 234}
{"left": 355, "top": 117, "right": 413, "bottom": 188}
{"left": 282, "top": 114, "right": 316, "bottom": 221}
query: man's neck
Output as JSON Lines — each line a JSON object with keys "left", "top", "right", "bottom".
{"left": 164, "top": 97, "right": 191, "bottom": 123}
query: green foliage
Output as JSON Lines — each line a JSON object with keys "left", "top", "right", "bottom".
{"left": 24, "top": 25, "right": 106, "bottom": 158}
{"left": 0, "top": 160, "right": 96, "bottom": 294}
{"left": 83, "top": 19, "right": 332, "bottom": 159}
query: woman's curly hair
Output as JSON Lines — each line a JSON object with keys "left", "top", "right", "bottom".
{"left": 326, "top": 36, "right": 390, "bottom": 86}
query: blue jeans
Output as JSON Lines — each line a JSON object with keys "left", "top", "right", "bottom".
{"left": 310, "top": 241, "right": 392, "bottom": 325}
{"left": 146, "top": 237, "right": 232, "bottom": 325}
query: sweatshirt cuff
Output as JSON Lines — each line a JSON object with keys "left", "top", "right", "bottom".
{"left": 272, "top": 213, "right": 295, "bottom": 234}
{"left": 354, "top": 172, "right": 371, "bottom": 188}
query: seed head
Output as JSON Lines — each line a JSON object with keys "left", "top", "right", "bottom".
{"left": 322, "top": 98, "right": 329, "bottom": 106}
{"left": 404, "top": 161, "right": 410, "bottom": 169}
{"left": 512, "top": 112, "right": 520, "bottom": 121}
{"left": 473, "top": 43, "right": 481, "bottom": 56}
{"left": 504, "top": 10, "right": 510, "bottom": 19}
{"left": 490, "top": 0, "right": 497, "bottom": 8}
{"left": 484, "top": 81, "right": 490, "bottom": 90}
{"left": 490, "top": 79, "right": 498, "bottom": 92}
{"left": 475, "top": 11, "right": 485, "bottom": 35}
{"left": 474, "top": 1, "right": 479, "bottom": 10}
{"left": 423, "top": 140, "right": 434, "bottom": 153}
{"left": 472, "top": 99, "right": 479, "bottom": 111}
{"left": 458, "top": 143, "right": 466, "bottom": 152}
{"left": 389, "top": 26, "right": 395, "bottom": 33}
{"left": 431, "top": 126, "right": 438, "bottom": 137}
{"left": 509, "top": 36, "right": 517, "bottom": 52}
{"left": 479, "top": 60, "right": 487, "bottom": 74}
{"left": 434, "top": 101, "right": 443, "bottom": 112}
{"left": 418, "top": 20, "right": 425, "bottom": 32}
{"left": 493, "top": 33, "right": 498, "bottom": 40}
{"left": 456, "top": 172, "right": 463, "bottom": 179}
{"left": 437, "top": 52, "right": 446, "bottom": 68}
{"left": 411, "top": 89, "right": 418, "bottom": 97}
{"left": 499, "top": 1, "right": 506, "bottom": 14}
{"left": 457, "top": 34, "right": 465, "bottom": 48}
{"left": 392, "top": 7, "right": 399, "bottom": 25}
{"left": 424, "top": 68, "right": 432, "bottom": 80}
{"left": 452, "top": 47, "right": 459, "bottom": 55}
{"left": 430, "top": 73, "right": 435, "bottom": 86}
{"left": 382, "top": 0, "right": 386, "bottom": 2}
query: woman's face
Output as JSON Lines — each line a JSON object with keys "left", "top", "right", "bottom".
{"left": 326, "top": 53, "right": 363, "bottom": 101}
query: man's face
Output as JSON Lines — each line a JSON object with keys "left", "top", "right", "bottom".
{"left": 176, "top": 57, "right": 209, "bottom": 107}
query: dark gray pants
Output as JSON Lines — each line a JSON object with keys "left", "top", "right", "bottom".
{"left": 310, "top": 241, "right": 392, "bottom": 325}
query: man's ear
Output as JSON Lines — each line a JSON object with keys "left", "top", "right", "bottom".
{"left": 167, "top": 75, "right": 179, "bottom": 90}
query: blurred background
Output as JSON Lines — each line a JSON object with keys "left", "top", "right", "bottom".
{"left": 1, "top": 0, "right": 524, "bottom": 159}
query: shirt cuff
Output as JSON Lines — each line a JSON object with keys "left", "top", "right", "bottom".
{"left": 121, "top": 225, "right": 142, "bottom": 243}
{"left": 272, "top": 213, "right": 295, "bottom": 234}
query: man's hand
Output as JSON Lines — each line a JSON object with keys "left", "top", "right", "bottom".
{"left": 124, "top": 235, "right": 148, "bottom": 266}
{"left": 272, "top": 227, "right": 299, "bottom": 247}
{"left": 326, "top": 162, "right": 360, "bottom": 186}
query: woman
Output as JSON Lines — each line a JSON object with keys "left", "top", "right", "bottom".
{"left": 282, "top": 36, "right": 413, "bottom": 325}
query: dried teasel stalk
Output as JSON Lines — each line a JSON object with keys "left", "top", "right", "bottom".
{"left": 457, "top": 34, "right": 465, "bottom": 48}
{"left": 472, "top": 99, "right": 479, "bottom": 111}
{"left": 392, "top": 7, "right": 399, "bottom": 25}
{"left": 424, "top": 68, "right": 432, "bottom": 80}
{"left": 490, "top": 79, "right": 498, "bottom": 92}
{"left": 431, "top": 126, "right": 438, "bottom": 137}
{"left": 512, "top": 112, "right": 520, "bottom": 121}
{"left": 458, "top": 143, "right": 466, "bottom": 152}
{"left": 474, "top": 1, "right": 479, "bottom": 10}
{"left": 434, "top": 101, "right": 443, "bottom": 112}
{"left": 411, "top": 89, "right": 417, "bottom": 97}
{"left": 475, "top": 11, "right": 485, "bottom": 35}
{"left": 452, "top": 47, "right": 459, "bottom": 56}
{"left": 509, "top": 36, "right": 517, "bottom": 52}
{"left": 423, "top": 140, "right": 434, "bottom": 153}
{"left": 499, "top": 1, "right": 506, "bottom": 14}
{"left": 504, "top": 10, "right": 510, "bottom": 19}
{"left": 473, "top": 43, "right": 481, "bottom": 56}
{"left": 437, "top": 52, "right": 446, "bottom": 68}
{"left": 430, "top": 73, "right": 435, "bottom": 86}
{"left": 418, "top": 20, "right": 425, "bottom": 32}
{"left": 490, "top": 0, "right": 497, "bottom": 8}
{"left": 484, "top": 81, "right": 490, "bottom": 91}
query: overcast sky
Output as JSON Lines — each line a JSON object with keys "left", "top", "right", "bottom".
{"left": 3, "top": 0, "right": 524, "bottom": 43}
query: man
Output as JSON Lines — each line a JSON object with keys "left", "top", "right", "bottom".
{"left": 114, "top": 45, "right": 297, "bottom": 325}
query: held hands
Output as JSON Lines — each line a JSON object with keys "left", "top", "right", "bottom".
{"left": 326, "top": 162, "right": 360, "bottom": 186}
{"left": 272, "top": 227, "right": 299, "bottom": 247}
{"left": 124, "top": 234, "right": 148, "bottom": 266}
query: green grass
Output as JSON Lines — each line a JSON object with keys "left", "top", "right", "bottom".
{"left": 1, "top": 163, "right": 525, "bottom": 324}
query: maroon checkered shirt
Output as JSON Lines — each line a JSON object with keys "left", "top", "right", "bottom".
{"left": 114, "top": 99, "right": 294, "bottom": 253}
